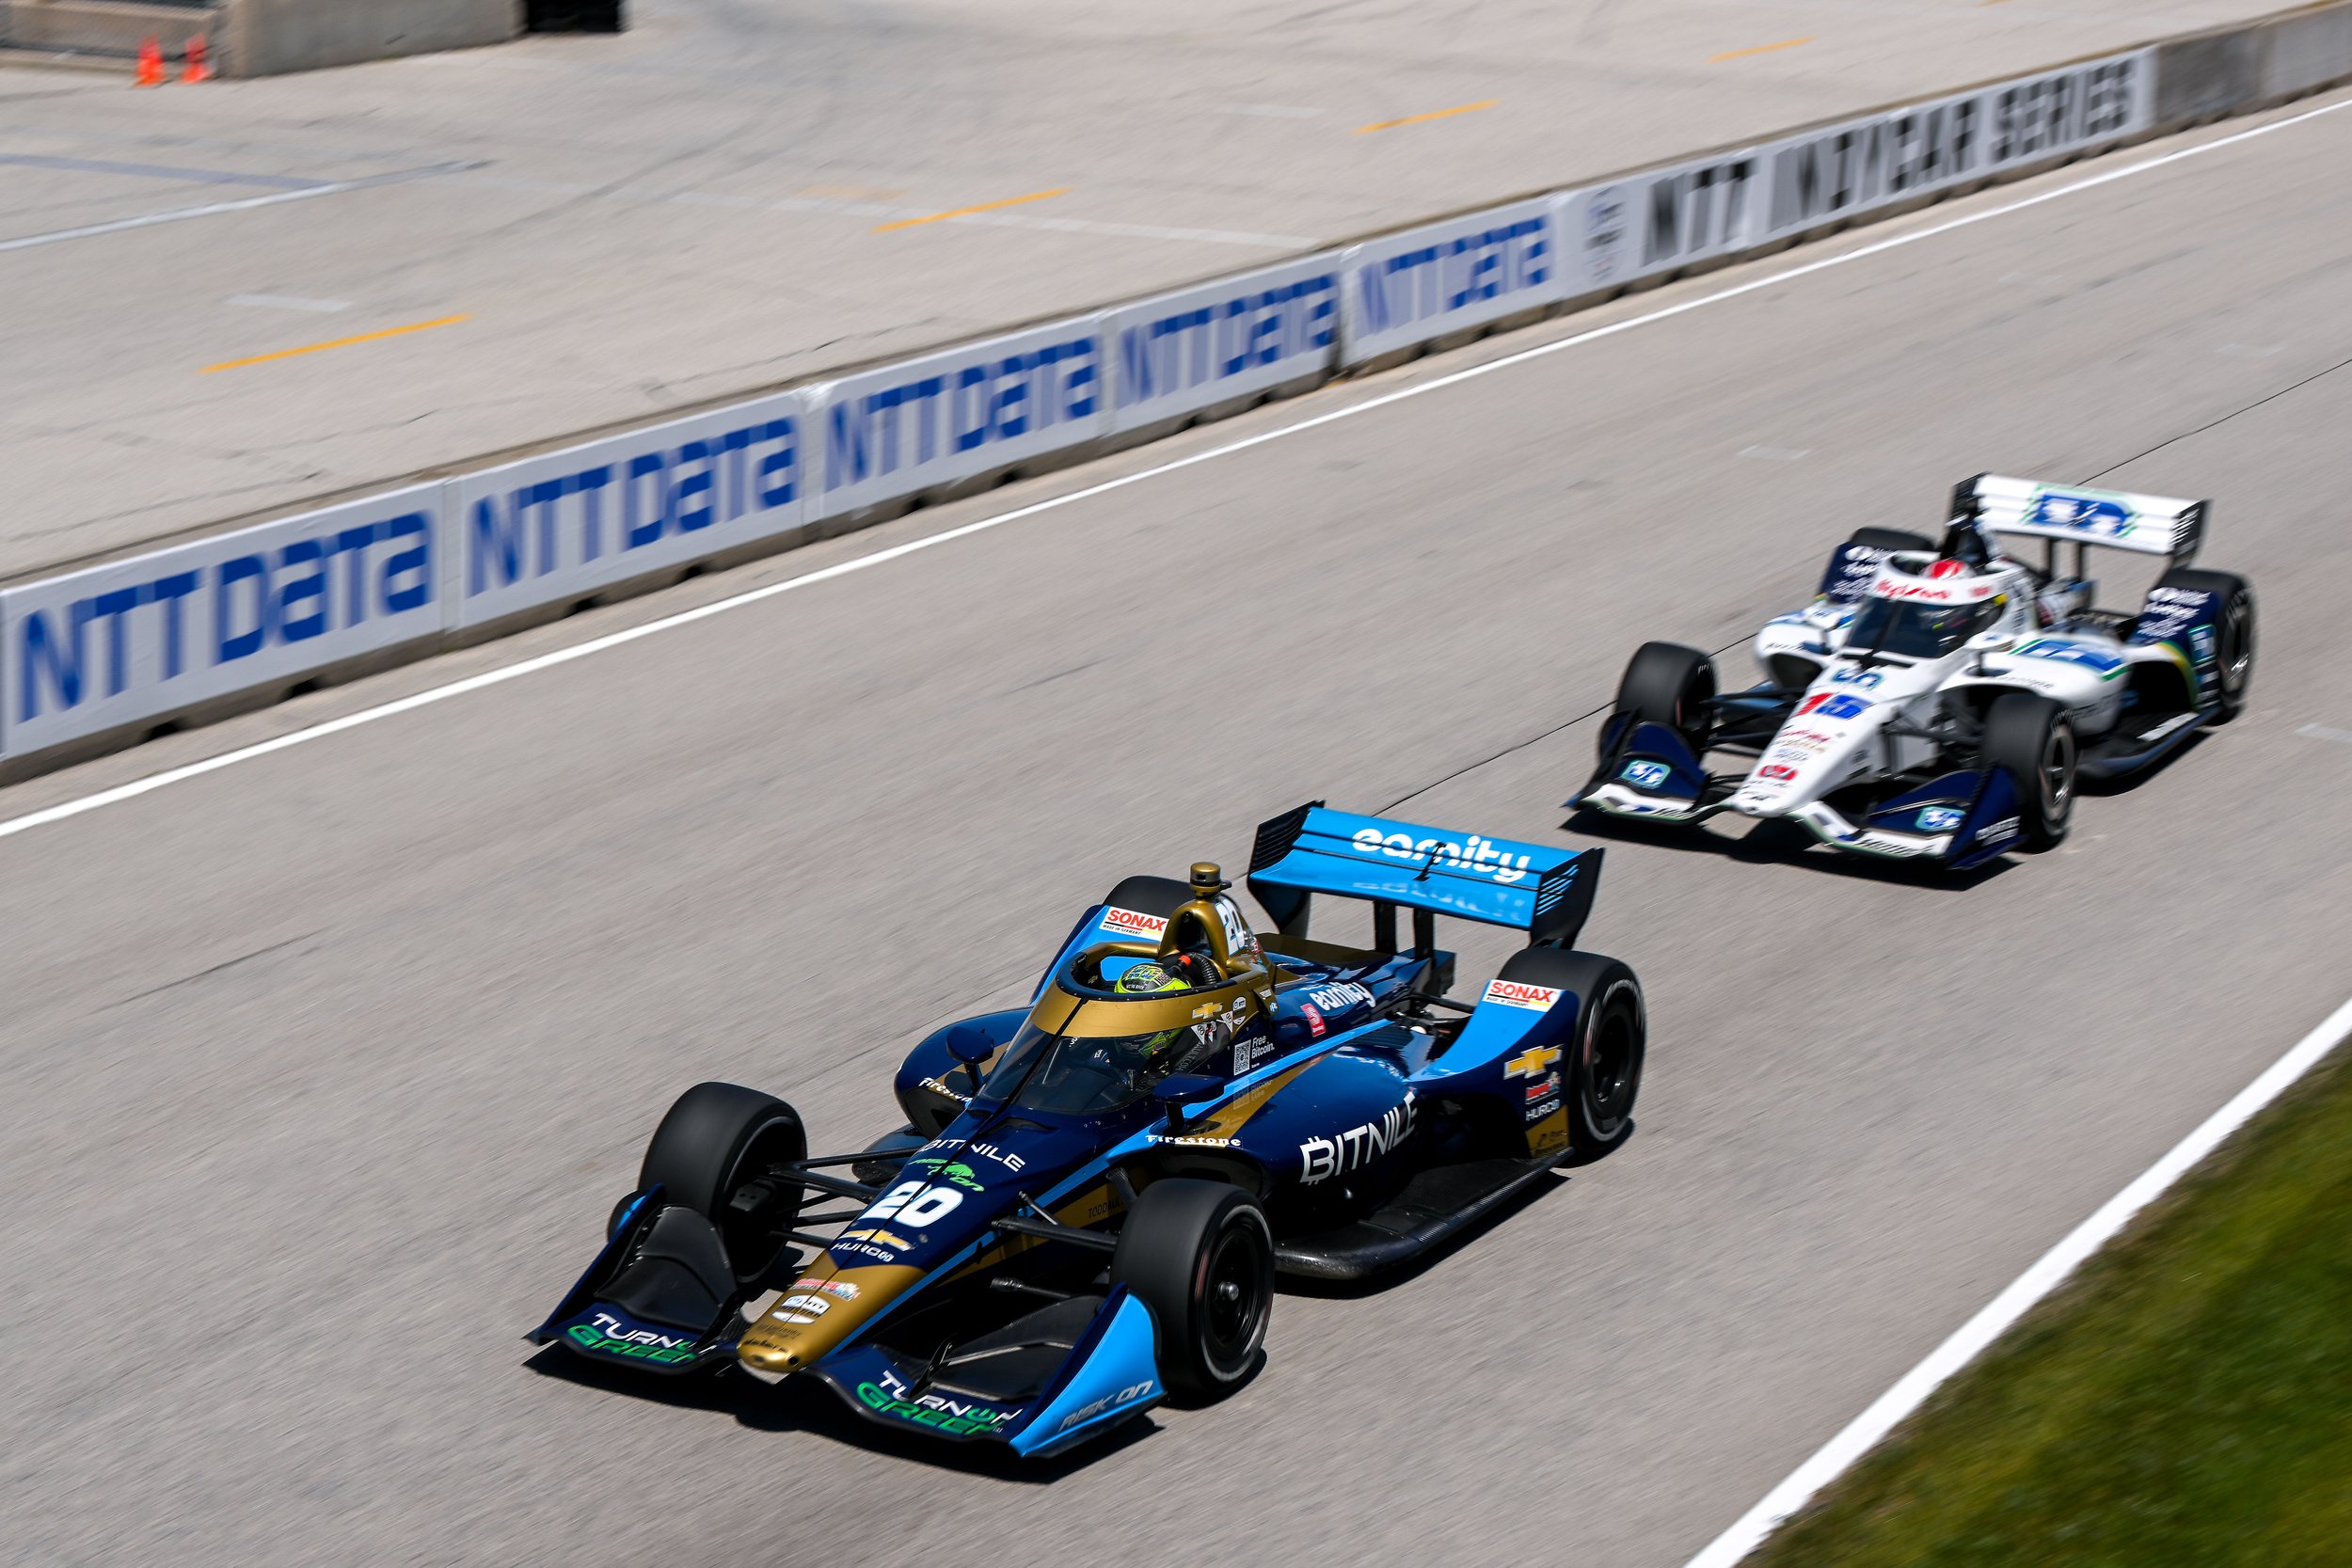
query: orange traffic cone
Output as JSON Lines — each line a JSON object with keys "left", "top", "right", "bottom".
{"left": 183, "top": 34, "right": 212, "bottom": 82}
{"left": 135, "top": 35, "right": 165, "bottom": 86}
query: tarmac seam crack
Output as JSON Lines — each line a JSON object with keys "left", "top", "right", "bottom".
{"left": 1392, "top": 325, "right": 2352, "bottom": 820}
{"left": 2082, "top": 345, "right": 2352, "bottom": 483}
{"left": 102, "top": 931, "right": 324, "bottom": 1010}
{"left": 1379, "top": 635, "right": 1749, "bottom": 815}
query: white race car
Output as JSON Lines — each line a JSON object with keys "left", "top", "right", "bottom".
{"left": 1574, "top": 474, "right": 2256, "bottom": 869}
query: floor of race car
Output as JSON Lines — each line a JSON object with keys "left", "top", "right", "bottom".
{"left": 1275, "top": 1153, "right": 1566, "bottom": 1281}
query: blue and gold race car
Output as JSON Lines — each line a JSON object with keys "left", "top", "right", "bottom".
{"left": 530, "top": 804, "right": 1647, "bottom": 1457}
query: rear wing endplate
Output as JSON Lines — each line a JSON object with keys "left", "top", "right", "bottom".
{"left": 1246, "top": 802, "right": 1601, "bottom": 951}
{"left": 1951, "top": 473, "right": 2205, "bottom": 564}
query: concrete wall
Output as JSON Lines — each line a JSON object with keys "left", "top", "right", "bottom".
{"left": 224, "top": 0, "right": 518, "bottom": 75}
{"left": 5, "top": 0, "right": 218, "bottom": 55}
{"left": 2152, "top": 0, "right": 2352, "bottom": 120}
{"left": 1, "top": 0, "right": 513, "bottom": 70}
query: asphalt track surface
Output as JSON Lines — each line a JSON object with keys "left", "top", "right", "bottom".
{"left": 8, "top": 94, "right": 2352, "bottom": 1568}
{"left": 0, "top": 0, "right": 2296, "bottom": 578}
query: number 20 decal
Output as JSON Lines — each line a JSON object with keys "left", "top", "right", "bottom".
{"left": 866, "top": 1180, "right": 965, "bottom": 1228}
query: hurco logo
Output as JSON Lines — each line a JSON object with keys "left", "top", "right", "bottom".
{"left": 1348, "top": 828, "right": 1535, "bottom": 884}
{"left": 1484, "top": 979, "right": 1563, "bottom": 1013}
{"left": 1102, "top": 906, "right": 1168, "bottom": 937}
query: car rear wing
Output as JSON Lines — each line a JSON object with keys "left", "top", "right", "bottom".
{"left": 1951, "top": 473, "right": 2205, "bottom": 566}
{"left": 1245, "top": 802, "right": 1601, "bottom": 952}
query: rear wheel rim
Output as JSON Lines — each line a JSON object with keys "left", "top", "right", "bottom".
{"left": 1198, "top": 1218, "right": 1269, "bottom": 1379}
{"left": 1582, "top": 994, "right": 1640, "bottom": 1135}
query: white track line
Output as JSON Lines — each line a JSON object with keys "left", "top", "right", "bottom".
{"left": 0, "top": 161, "right": 476, "bottom": 254}
{"left": 1679, "top": 990, "right": 2352, "bottom": 1567}
{"left": 1, "top": 95, "right": 2346, "bottom": 844}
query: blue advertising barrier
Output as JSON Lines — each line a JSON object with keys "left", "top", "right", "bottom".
{"left": 0, "top": 41, "right": 2176, "bottom": 765}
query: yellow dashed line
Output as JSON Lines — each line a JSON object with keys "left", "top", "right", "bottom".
{"left": 1708, "top": 36, "right": 1816, "bottom": 62}
{"left": 872, "top": 187, "right": 1069, "bottom": 231}
{"left": 1354, "top": 99, "right": 1501, "bottom": 135}
{"left": 201, "top": 314, "right": 470, "bottom": 373}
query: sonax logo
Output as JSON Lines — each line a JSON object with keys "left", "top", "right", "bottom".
{"left": 1101, "top": 906, "right": 1168, "bottom": 937}
{"left": 1484, "top": 979, "right": 1563, "bottom": 1012}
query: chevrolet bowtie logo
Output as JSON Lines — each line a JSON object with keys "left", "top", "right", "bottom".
{"left": 1505, "top": 1045, "right": 1562, "bottom": 1079}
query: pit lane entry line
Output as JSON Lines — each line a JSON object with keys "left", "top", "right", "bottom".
{"left": 1677, "top": 990, "right": 2352, "bottom": 1568}
{"left": 0, "top": 93, "right": 2346, "bottom": 845}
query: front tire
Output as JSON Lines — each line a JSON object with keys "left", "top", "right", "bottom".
{"left": 1110, "top": 1179, "right": 1273, "bottom": 1404}
{"left": 1604, "top": 641, "right": 1716, "bottom": 762}
{"left": 1979, "top": 692, "right": 2076, "bottom": 851}
{"left": 641, "top": 1082, "right": 806, "bottom": 1286}
{"left": 2155, "top": 567, "right": 2255, "bottom": 721}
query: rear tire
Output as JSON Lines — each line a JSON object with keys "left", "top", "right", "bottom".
{"left": 641, "top": 1082, "right": 806, "bottom": 1286}
{"left": 1979, "top": 692, "right": 2076, "bottom": 851}
{"left": 1568, "top": 961, "right": 1645, "bottom": 1159}
{"left": 1604, "top": 641, "right": 1715, "bottom": 762}
{"left": 1110, "top": 1179, "right": 1273, "bottom": 1404}
{"left": 1496, "top": 948, "right": 1645, "bottom": 1161}
{"left": 2154, "top": 567, "right": 2255, "bottom": 721}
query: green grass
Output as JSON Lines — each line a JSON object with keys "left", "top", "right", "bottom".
{"left": 1755, "top": 1047, "right": 2352, "bottom": 1568}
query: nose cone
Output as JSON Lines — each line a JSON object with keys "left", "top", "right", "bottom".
{"left": 1737, "top": 705, "right": 1877, "bottom": 815}
{"left": 739, "top": 1340, "right": 803, "bottom": 1375}
{"left": 735, "top": 1261, "right": 922, "bottom": 1378}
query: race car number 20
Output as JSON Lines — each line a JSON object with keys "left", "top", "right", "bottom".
{"left": 866, "top": 1180, "right": 966, "bottom": 1228}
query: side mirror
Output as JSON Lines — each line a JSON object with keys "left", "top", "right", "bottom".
{"left": 1153, "top": 1073, "right": 1224, "bottom": 1128}
{"left": 1964, "top": 627, "right": 2012, "bottom": 674}
{"left": 945, "top": 1027, "right": 994, "bottom": 1090}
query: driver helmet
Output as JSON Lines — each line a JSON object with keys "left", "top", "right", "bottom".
{"left": 1114, "top": 960, "right": 1194, "bottom": 1058}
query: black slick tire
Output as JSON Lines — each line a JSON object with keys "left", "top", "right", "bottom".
{"left": 640, "top": 1082, "right": 806, "bottom": 1286}
{"left": 2154, "top": 567, "right": 2255, "bottom": 721}
{"left": 1605, "top": 641, "right": 1716, "bottom": 762}
{"left": 1110, "top": 1178, "right": 1273, "bottom": 1404}
{"left": 1495, "top": 948, "right": 1645, "bottom": 1161}
{"left": 1979, "top": 692, "right": 2076, "bottom": 851}
{"left": 1567, "top": 959, "right": 1645, "bottom": 1160}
